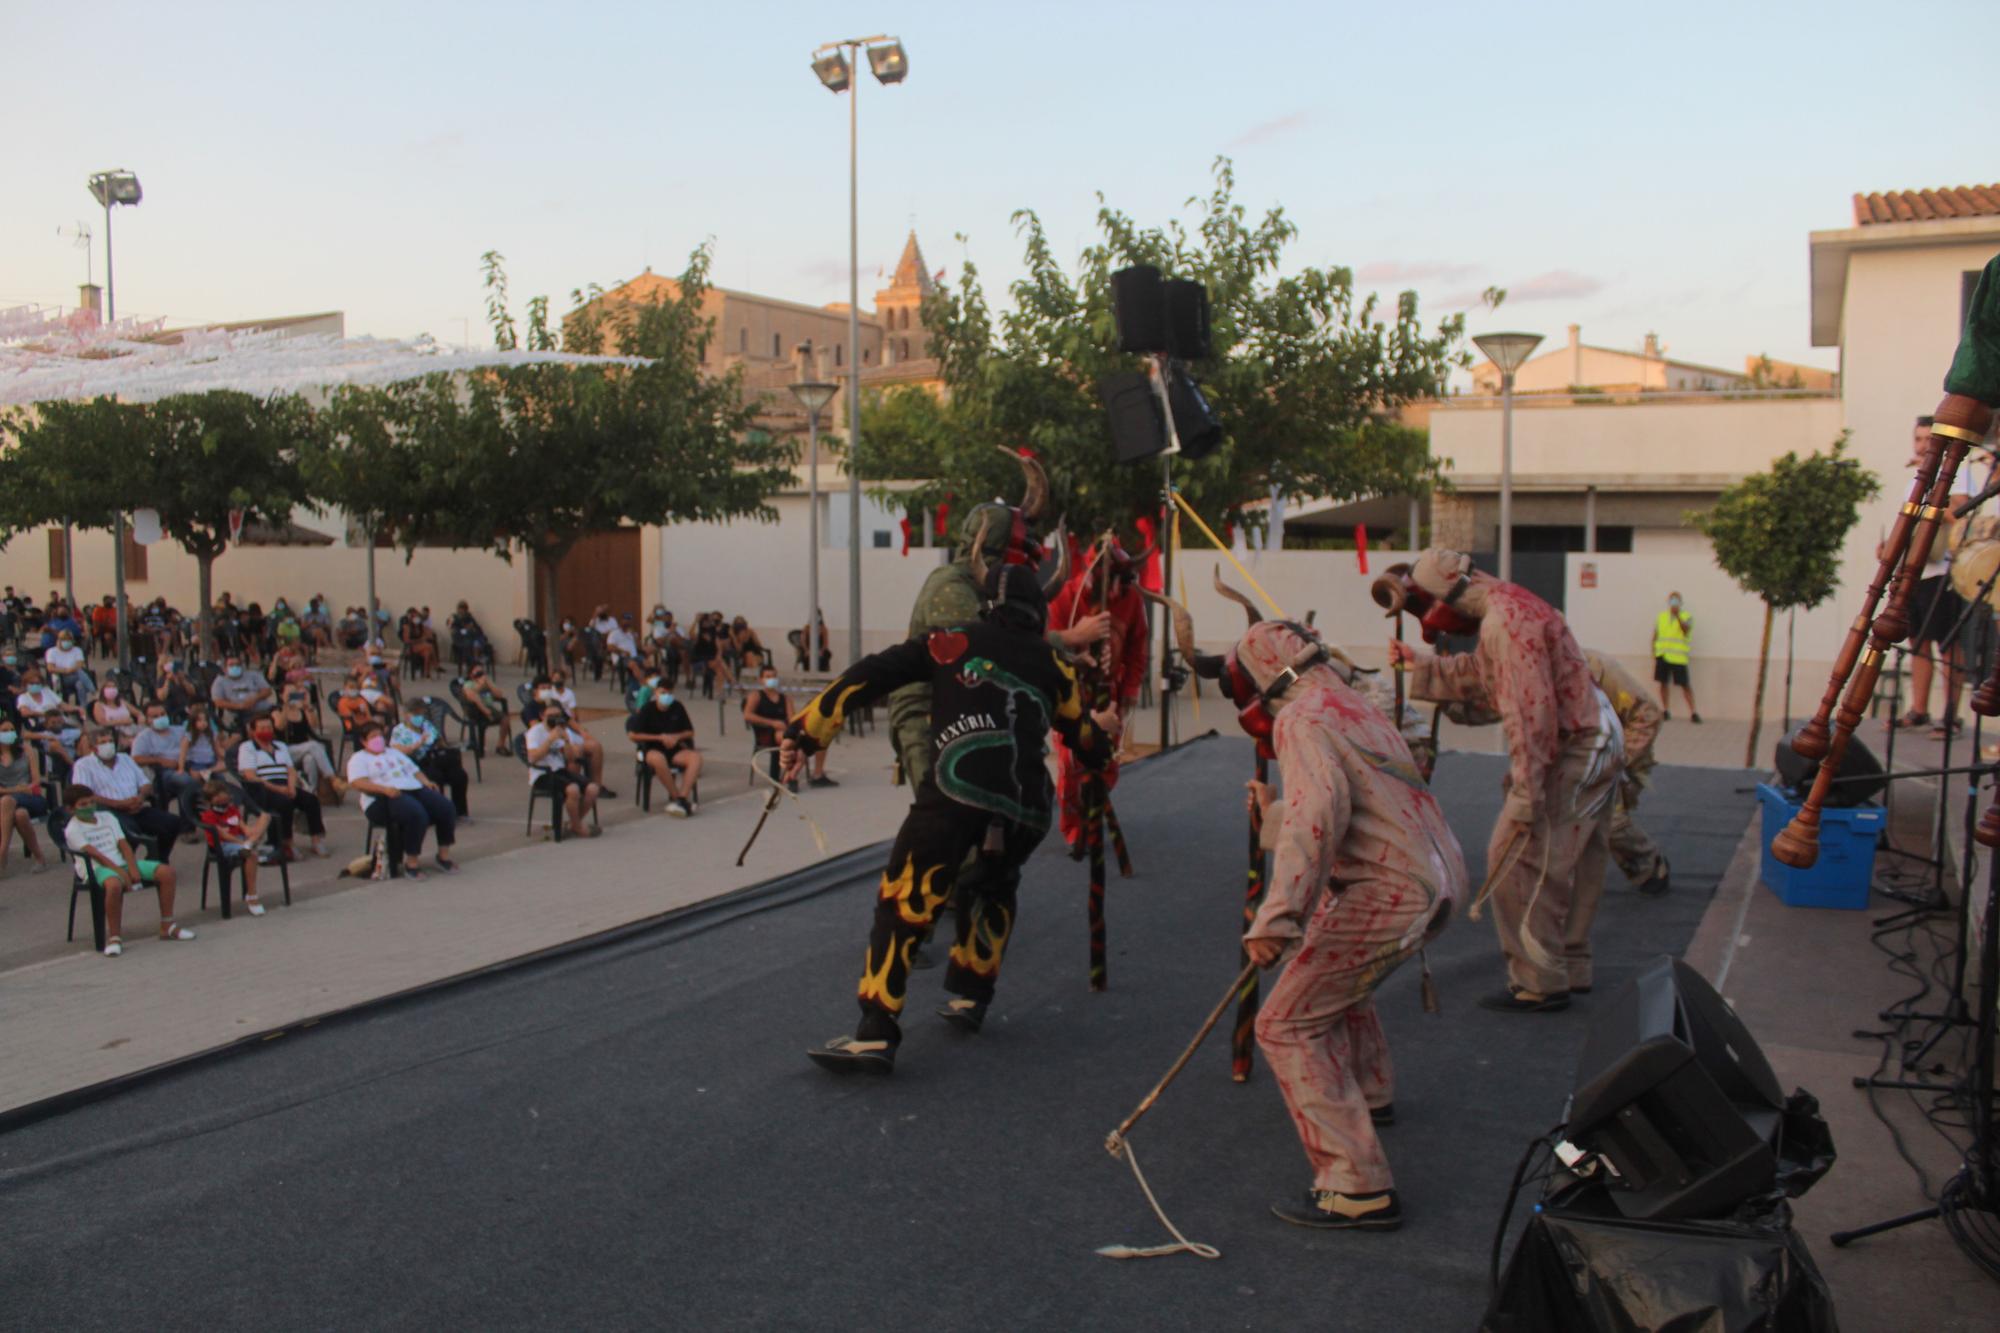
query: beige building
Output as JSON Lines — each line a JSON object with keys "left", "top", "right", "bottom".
{"left": 1471, "top": 323, "right": 1750, "bottom": 395}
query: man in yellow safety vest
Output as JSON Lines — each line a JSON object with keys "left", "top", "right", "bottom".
{"left": 1652, "top": 593, "right": 1699, "bottom": 722}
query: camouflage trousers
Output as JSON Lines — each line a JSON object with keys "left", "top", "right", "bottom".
{"left": 1609, "top": 783, "right": 1666, "bottom": 884}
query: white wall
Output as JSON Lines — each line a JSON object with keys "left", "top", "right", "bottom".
{"left": 0, "top": 525, "right": 532, "bottom": 647}
{"left": 1431, "top": 395, "right": 1843, "bottom": 485}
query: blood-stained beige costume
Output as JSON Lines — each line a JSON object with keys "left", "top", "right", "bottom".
{"left": 1237, "top": 621, "right": 1467, "bottom": 1222}
{"left": 1586, "top": 651, "right": 1668, "bottom": 890}
{"left": 1400, "top": 551, "right": 1622, "bottom": 1005}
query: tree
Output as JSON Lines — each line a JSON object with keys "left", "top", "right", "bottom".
{"left": 862, "top": 159, "right": 1472, "bottom": 542}
{"left": 1692, "top": 434, "right": 1879, "bottom": 765}
{"left": 0, "top": 391, "right": 317, "bottom": 659}
{"left": 410, "top": 245, "right": 795, "bottom": 627}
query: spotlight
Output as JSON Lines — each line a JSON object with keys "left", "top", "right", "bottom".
{"left": 812, "top": 52, "right": 851, "bottom": 93}
{"left": 867, "top": 41, "right": 908, "bottom": 84}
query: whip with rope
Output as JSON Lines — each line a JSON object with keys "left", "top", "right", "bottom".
{"left": 1098, "top": 962, "right": 1259, "bottom": 1261}
{"left": 734, "top": 748, "right": 829, "bottom": 865}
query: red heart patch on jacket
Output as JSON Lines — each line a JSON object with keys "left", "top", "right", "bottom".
{"left": 929, "top": 630, "right": 968, "bottom": 665}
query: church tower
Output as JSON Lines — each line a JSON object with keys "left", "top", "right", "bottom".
{"left": 873, "top": 231, "right": 935, "bottom": 365}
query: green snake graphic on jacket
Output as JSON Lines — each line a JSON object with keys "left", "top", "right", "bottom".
{"left": 791, "top": 618, "right": 1109, "bottom": 831}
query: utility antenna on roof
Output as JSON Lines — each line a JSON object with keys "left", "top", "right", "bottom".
{"left": 57, "top": 221, "right": 93, "bottom": 285}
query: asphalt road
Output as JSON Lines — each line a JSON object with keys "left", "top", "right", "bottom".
{"left": 0, "top": 736, "right": 1748, "bottom": 1332}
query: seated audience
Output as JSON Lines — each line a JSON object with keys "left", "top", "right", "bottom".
{"left": 131, "top": 702, "right": 202, "bottom": 824}
{"left": 209, "top": 655, "right": 276, "bottom": 733}
{"left": 17, "top": 667, "right": 83, "bottom": 762}
{"left": 458, "top": 664, "right": 512, "bottom": 750}
{"left": 72, "top": 727, "right": 187, "bottom": 860}
{"left": 0, "top": 725, "right": 52, "bottom": 873}
{"left": 344, "top": 721, "right": 458, "bottom": 878}
{"left": 197, "top": 779, "right": 275, "bottom": 916}
{"left": 63, "top": 783, "right": 193, "bottom": 957}
{"left": 237, "top": 716, "right": 328, "bottom": 860}
{"left": 392, "top": 712, "right": 470, "bottom": 819}
{"left": 91, "top": 679, "right": 140, "bottom": 743}
{"left": 275, "top": 678, "right": 340, "bottom": 801}
{"left": 526, "top": 706, "right": 603, "bottom": 838}
{"left": 44, "top": 628, "right": 91, "bottom": 701}
{"left": 629, "top": 678, "right": 702, "bottom": 817}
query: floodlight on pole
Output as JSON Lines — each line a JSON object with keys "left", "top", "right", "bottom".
{"left": 88, "top": 168, "right": 143, "bottom": 672}
{"left": 789, "top": 376, "right": 840, "bottom": 655}
{"left": 1471, "top": 330, "right": 1542, "bottom": 583}
{"left": 811, "top": 34, "right": 909, "bottom": 666}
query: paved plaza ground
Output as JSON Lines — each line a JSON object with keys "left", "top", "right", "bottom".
{"left": 0, "top": 664, "right": 1995, "bottom": 1327}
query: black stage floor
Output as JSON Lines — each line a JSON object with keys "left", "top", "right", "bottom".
{"left": 0, "top": 738, "right": 1748, "bottom": 1332}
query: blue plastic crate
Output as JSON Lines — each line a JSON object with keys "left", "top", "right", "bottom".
{"left": 1756, "top": 783, "right": 1883, "bottom": 910}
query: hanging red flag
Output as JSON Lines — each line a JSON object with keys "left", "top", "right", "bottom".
{"left": 1133, "top": 514, "right": 1163, "bottom": 593}
{"left": 899, "top": 516, "right": 912, "bottom": 557}
{"left": 935, "top": 501, "right": 951, "bottom": 538}
{"left": 1355, "top": 524, "right": 1369, "bottom": 575}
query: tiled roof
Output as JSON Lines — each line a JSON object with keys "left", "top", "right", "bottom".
{"left": 1853, "top": 184, "right": 2000, "bottom": 226}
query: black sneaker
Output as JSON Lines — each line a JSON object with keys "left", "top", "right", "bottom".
{"left": 1478, "top": 987, "right": 1571, "bottom": 1014}
{"left": 1270, "top": 1188, "right": 1402, "bottom": 1231}
{"left": 938, "top": 997, "right": 987, "bottom": 1033}
{"left": 809, "top": 775, "right": 839, "bottom": 788}
{"left": 1690, "top": 713, "right": 1703, "bottom": 725}
{"left": 909, "top": 943, "right": 939, "bottom": 971}
{"left": 1637, "top": 861, "right": 1672, "bottom": 896}
{"left": 1369, "top": 1103, "right": 1395, "bottom": 1126}
{"left": 600, "top": 786, "right": 619, "bottom": 800}
{"left": 807, "top": 1035, "right": 896, "bottom": 1074}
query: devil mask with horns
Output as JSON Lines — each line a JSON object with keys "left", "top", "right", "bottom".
{"left": 1144, "top": 571, "right": 1364, "bottom": 759}
{"left": 967, "top": 512, "right": 1069, "bottom": 636}
{"left": 956, "top": 447, "right": 1058, "bottom": 573}
{"left": 1370, "top": 549, "right": 1481, "bottom": 644}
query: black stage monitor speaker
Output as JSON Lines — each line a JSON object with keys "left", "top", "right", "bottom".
{"left": 1111, "top": 266, "right": 1168, "bottom": 354}
{"left": 1567, "top": 957, "right": 1786, "bottom": 1221}
{"left": 1166, "top": 365, "right": 1223, "bottom": 460}
{"left": 1102, "top": 371, "right": 1168, "bottom": 464}
{"left": 1163, "top": 279, "right": 1212, "bottom": 360}
{"left": 1773, "top": 727, "right": 1884, "bottom": 808}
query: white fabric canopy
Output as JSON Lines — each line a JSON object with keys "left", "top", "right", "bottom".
{"left": 0, "top": 309, "right": 646, "bottom": 407}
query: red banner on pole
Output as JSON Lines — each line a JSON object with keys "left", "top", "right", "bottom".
{"left": 1354, "top": 524, "right": 1369, "bottom": 575}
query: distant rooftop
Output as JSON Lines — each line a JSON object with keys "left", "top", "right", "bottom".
{"left": 1853, "top": 184, "right": 2000, "bottom": 226}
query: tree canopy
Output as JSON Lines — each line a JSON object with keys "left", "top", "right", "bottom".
{"left": 1693, "top": 435, "right": 1879, "bottom": 611}
{"left": 850, "top": 159, "right": 1471, "bottom": 541}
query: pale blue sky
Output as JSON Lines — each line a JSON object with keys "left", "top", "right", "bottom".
{"left": 5, "top": 1, "right": 1994, "bottom": 373}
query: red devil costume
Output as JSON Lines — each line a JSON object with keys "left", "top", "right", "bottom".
{"left": 1150, "top": 584, "right": 1466, "bottom": 1231}
{"left": 1047, "top": 539, "right": 1150, "bottom": 849}
{"left": 1382, "top": 549, "right": 1622, "bottom": 1013}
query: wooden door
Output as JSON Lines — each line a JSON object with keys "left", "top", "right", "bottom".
{"left": 535, "top": 528, "right": 642, "bottom": 627}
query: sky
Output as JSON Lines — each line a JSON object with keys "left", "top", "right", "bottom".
{"left": 5, "top": 0, "right": 1995, "bottom": 377}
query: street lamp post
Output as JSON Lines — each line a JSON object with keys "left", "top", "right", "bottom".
{"left": 88, "top": 169, "right": 143, "bottom": 670}
{"left": 788, "top": 376, "right": 839, "bottom": 671}
{"left": 1471, "top": 331, "right": 1542, "bottom": 583}
{"left": 813, "top": 35, "right": 907, "bottom": 665}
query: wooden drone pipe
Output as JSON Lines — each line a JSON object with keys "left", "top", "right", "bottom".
{"left": 1791, "top": 434, "right": 1946, "bottom": 760}
{"left": 1775, "top": 399, "right": 1992, "bottom": 868}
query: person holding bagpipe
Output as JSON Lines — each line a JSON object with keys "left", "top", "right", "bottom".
{"left": 1147, "top": 582, "right": 1465, "bottom": 1231}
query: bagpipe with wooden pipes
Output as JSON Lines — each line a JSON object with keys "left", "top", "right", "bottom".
{"left": 1775, "top": 256, "right": 2000, "bottom": 866}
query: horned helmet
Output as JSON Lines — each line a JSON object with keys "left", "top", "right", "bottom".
{"left": 1370, "top": 548, "right": 1480, "bottom": 644}
{"left": 957, "top": 447, "right": 1055, "bottom": 572}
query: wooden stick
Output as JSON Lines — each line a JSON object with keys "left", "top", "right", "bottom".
{"left": 1108, "top": 962, "right": 1261, "bottom": 1151}
{"left": 734, "top": 784, "right": 784, "bottom": 866}
{"left": 1231, "top": 751, "right": 1269, "bottom": 1082}
{"left": 1104, "top": 797, "right": 1134, "bottom": 877}
{"left": 1087, "top": 771, "right": 1108, "bottom": 991}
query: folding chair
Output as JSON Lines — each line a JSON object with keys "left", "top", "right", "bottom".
{"left": 199, "top": 825, "right": 292, "bottom": 919}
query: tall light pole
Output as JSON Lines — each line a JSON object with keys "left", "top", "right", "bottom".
{"left": 813, "top": 34, "right": 907, "bottom": 664}
{"left": 88, "top": 169, "right": 143, "bottom": 670}
{"left": 788, "top": 374, "right": 839, "bottom": 670}
{"left": 1472, "top": 331, "right": 1541, "bottom": 583}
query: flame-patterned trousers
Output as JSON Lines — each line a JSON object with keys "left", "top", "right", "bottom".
{"left": 854, "top": 784, "right": 1045, "bottom": 1043}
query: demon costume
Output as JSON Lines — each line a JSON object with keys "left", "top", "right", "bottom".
{"left": 788, "top": 560, "right": 1109, "bottom": 1074}
{"left": 1387, "top": 550, "right": 1622, "bottom": 1012}
{"left": 1046, "top": 539, "right": 1150, "bottom": 849}
{"left": 1152, "top": 588, "right": 1466, "bottom": 1230}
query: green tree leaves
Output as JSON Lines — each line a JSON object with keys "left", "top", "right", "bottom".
{"left": 1693, "top": 434, "right": 1880, "bottom": 611}
{"left": 855, "top": 158, "right": 1467, "bottom": 541}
